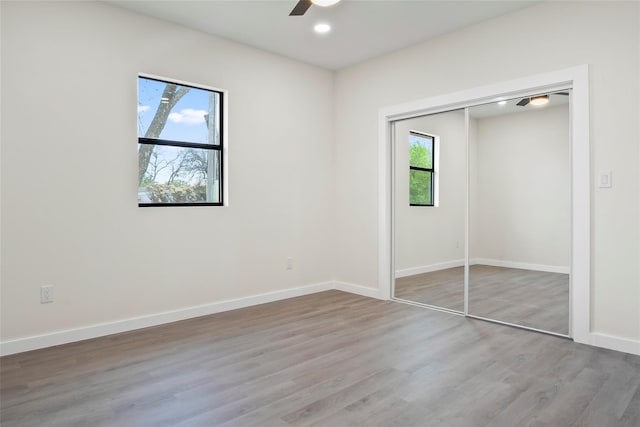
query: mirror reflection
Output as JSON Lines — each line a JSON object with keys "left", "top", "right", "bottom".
{"left": 468, "top": 91, "right": 571, "bottom": 334}
{"left": 393, "top": 109, "right": 466, "bottom": 312}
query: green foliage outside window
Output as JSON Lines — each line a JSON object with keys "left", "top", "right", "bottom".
{"left": 409, "top": 141, "right": 432, "bottom": 169}
{"left": 409, "top": 133, "right": 434, "bottom": 206}
{"left": 410, "top": 169, "right": 433, "bottom": 205}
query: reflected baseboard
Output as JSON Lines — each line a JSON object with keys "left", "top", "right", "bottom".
{"left": 396, "top": 258, "right": 570, "bottom": 278}
{"left": 470, "top": 258, "right": 570, "bottom": 274}
{"left": 395, "top": 260, "right": 464, "bottom": 278}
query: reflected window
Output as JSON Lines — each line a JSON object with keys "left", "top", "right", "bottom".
{"left": 409, "top": 131, "right": 435, "bottom": 206}
{"left": 137, "top": 75, "right": 224, "bottom": 206}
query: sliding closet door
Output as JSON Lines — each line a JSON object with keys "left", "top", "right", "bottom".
{"left": 393, "top": 109, "right": 466, "bottom": 312}
{"left": 467, "top": 92, "right": 571, "bottom": 335}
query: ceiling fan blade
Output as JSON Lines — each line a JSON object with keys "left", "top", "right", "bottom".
{"left": 516, "top": 98, "right": 530, "bottom": 106}
{"left": 290, "top": 0, "right": 312, "bottom": 16}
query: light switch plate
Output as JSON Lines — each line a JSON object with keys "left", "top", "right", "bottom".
{"left": 598, "top": 170, "right": 612, "bottom": 188}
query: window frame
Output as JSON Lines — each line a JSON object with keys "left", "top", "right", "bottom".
{"left": 409, "top": 131, "right": 435, "bottom": 207}
{"left": 137, "top": 74, "right": 225, "bottom": 207}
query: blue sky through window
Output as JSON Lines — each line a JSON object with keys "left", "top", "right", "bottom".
{"left": 137, "top": 77, "right": 218, "bottom": 144}
{"left": 137, "top": 77, "right": 222, "bottom": 203}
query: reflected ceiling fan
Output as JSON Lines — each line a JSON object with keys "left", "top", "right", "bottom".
{"left": 516, "top": 92, "right": 570, "bottom": 107}
{"left": 290, "top": 0, "right": 342, "bottom": 16}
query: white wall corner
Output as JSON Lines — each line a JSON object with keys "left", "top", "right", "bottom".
{"left": 333, "top": 281, "right": 386, "bottom": 300}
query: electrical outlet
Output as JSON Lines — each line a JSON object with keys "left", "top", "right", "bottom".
{"left": 40, "top": 285, "right": 54, "bottom": 303}
{"left": 286, "top": 257, "right": 294, "bottom": 270}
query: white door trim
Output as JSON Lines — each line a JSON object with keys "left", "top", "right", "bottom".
{"left": 378, "top": 65, "right": 590, "bottom": 345}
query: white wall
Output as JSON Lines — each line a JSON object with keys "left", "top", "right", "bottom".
{"left": 471, "top": 105, "right": 571, "bottom": 269}
{"left": 396, "top": 104, "right": 570, "bottom": 275}
{"left": 0, "top": 2, "right": 334, "bottom": 341}
{"left": 1, "top": 1, "right": 639, "bottom": 352}
{"left": 334, "top": 1, "right": 640, "bottom": 341}
{"left": 394, "top": 110, "right": 466, "bottom": 274}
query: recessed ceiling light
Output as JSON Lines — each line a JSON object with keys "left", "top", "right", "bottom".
{"left": 530, "top": 95, "right": 549, "bottom": 106}
{"left": 314, "top": 23, "right": 331, "bottom": 34}
{"left": 498, "top": 100, "right": 507, "bottom": 106}
{"left": 311, "top": 0, "right": 341, "bottom": 6}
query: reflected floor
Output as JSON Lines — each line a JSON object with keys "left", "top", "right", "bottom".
{"left": 395, "top": 266, "right": 465, "bottom": 312}
{"left": 395, "top": 265, "right": 570, "bottom": 335}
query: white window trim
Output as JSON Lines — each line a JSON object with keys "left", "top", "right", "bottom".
{"left": 138, "top": 72, "right": 229, "bottom": 206}
{"left": 408, "top": 130, "right": 440, "bottom": 207}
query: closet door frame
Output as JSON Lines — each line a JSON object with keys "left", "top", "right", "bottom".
{"left": 379, "top": 65, "right": 590, "bottom": 344}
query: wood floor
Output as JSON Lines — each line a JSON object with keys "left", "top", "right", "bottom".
{"left": 2, "top": 290, "right": 638, "bottom": 427}
{"left": 395, "top": 265, "right": 570, "bottom": 334}
{"left": 394, "top": 266, "right": 466, "bottom": 312}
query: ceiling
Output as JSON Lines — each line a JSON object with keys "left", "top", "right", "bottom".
{"left": 106, "top": 0, "right": 539, "bottom": 70}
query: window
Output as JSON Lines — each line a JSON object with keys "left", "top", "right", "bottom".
{"left": 409, "top": 131, "right": 435, "bottom": 206}
{"left": 137, "top": 75, "right": 224, "bottom": 206}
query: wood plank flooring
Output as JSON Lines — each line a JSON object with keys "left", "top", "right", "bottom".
{"left": 394, "top": 266, "right": 465, "bottom": 312}
{"left": 395, "top": 265, "right": 570, "bottom": 334}
{"left": 469, "top": 265, "right": 569, "bottom": 335}
{"left": 2, "top": 290, "right": 638, "bottom": 427}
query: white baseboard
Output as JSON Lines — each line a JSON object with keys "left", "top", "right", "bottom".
{"left": 587, "top": 332, "right": 640, "bottom": 356}
{"left": 3, "top": 280, "right": 637, "bottom": 358}
{"left": 0, "top": 281, "right": 334, "bottom": 356}
{"left": 395, "top": 259, "right": 569, "bottom": 277}
{"left": 395, "top": 260, "right": 464, "bottom": 278}
{"left": 333, "top": 281, "right": 385, "bottom": 300}
{"left": 471, "top": 258, "right": 570, "bottom": 274}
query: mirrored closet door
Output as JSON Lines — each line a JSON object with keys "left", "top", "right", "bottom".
{"left": 393, "top": 109, "right": 466, "bottom": 313}
{"left": 391, "top": 90, "right": 572, "bottom": 337}
{"left": 467, "top": 92, "right": 571, "bottom": 335}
